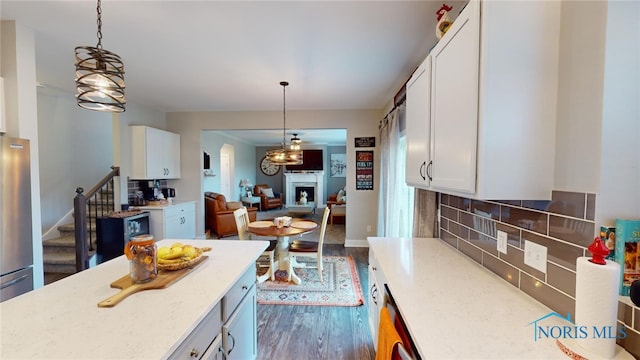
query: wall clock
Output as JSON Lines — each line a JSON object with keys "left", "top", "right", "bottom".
{"left": 260, "top": 156, "right": 280, "bottom": 176}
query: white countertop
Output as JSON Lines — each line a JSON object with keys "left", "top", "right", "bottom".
{"left": 368, "top": 237, "right": 565, "bottom": 359}
{"left": 0, "top": 239, "right": 268, "bottom": 360}
{"left": 133, "top": 199, "right": 196, "bottom": 210}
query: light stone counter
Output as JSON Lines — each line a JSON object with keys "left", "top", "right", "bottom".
{"left": 0, "top": 239, "right": 268, "bottom": 360}
{"left": 132, "top": 199, "right": 196, "bottom": 210}
{"left": 368, "top": 237, "right": 566, "bottom": 359}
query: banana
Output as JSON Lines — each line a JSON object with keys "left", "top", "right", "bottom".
{"left": 158, "top": 257, "right": 184, "bottom": 264}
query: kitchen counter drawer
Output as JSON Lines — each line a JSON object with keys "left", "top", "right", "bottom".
{"left": 169, "top": 302, "right": 222, "bottom": 360}
{"left": 164, "top": 202, "right": 194, "bottom": 219}
{"left": 222, "top": 266, "right": 256, "bottom": 321}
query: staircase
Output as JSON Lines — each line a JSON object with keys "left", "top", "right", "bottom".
{"left": 43, "top": 167, "right": 119, "bottom": 278}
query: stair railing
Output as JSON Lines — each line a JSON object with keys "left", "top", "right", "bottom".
{"left": 74, "top": 166, "right": 120, "bottom": 272}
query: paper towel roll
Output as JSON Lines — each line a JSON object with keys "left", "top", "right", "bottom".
{"left": 575, "top": 256, "right": 621, "bottom": 359}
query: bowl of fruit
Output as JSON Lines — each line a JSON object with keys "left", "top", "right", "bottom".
{"left": 156, "top": 243, "right": 212, "bottom": 271}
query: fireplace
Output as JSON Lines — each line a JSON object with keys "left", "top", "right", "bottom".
{"left": 284, "top": 171, "right": 324, "bottom": 207}
{"left": 295, "top": 186, "right": 315, "bottom": 202}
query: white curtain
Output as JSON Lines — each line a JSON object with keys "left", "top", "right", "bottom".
{"left": 377, "top": 104, "right": 414, "bottom": 237}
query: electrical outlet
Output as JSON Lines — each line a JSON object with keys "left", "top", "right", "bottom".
{"left": 367, "top": 225, "right": 372, "bottom": 232}
{"left": 524, "top": 240, "right": 547, "bottom": 273}
{"left": 497, "top": 230, "right": 508, "bottom": 254}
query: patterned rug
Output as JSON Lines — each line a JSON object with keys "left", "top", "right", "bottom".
{"left": 256, "top": 256, "right": 364, "bottom": 306}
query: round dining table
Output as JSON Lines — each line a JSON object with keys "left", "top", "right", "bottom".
{"left": 248, "top": 218, "right": 318, "bottom": 284}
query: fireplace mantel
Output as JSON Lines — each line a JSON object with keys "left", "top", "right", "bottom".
{"left": 284, "top": 172, "right": 324, "bottom": 207}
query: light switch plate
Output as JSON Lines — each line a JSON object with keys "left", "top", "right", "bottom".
{"left": 497, "top": 230, "right": 508, "bottom": 254}
{"left": 524, "top": 240, "right": 547, "bottom": 273}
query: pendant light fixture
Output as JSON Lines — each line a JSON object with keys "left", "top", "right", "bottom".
{"left": 290, "top": 133, "right": 302, "bottom": 150}
{"left": 75, "top": 0, "right": 126, "bottom": 112}
{"left": 265, "top": 81, "right": 303, "bottom": 165}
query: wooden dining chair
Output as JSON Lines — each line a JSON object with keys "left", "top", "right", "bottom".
{"left": 288, "top": 206, "right": 331, "bottom": 283}
{"left": 233, "top": 207, "right": 277, "bottom": 281}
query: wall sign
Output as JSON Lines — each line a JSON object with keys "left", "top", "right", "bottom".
{"left": 356, "top": 151, "right": 374, "bottom": 190}
{"left": 355, "top": 137, "right": 375, "bottom": 148}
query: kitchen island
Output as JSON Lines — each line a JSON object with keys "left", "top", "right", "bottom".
{"left": 0, "top": 239, "right": 268, "bottom": 359}
{"left": 368, "top": 237, "right": 566, "bottom": 359}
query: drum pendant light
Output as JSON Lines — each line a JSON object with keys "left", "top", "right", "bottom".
{"left": 75, "top": 0, "right": 126, "bottom": 112}
{"left": 265, "top": 81, "right": 303, "bottom": 165}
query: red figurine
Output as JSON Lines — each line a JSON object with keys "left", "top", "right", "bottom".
{"left": 587, "top": 236, "right": 610, "bottom": 265}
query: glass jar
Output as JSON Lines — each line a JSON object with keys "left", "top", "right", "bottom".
{"left": 124, "top": 234, "right": 157, "bottom": 283}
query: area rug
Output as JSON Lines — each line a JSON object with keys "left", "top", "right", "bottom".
{"left": 256, "top": 256, "right": 364, "bottom": 307}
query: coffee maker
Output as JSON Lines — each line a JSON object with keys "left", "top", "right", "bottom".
{"left": 161, "top": 188, "right": 176, "bottom": 199}
{"left": 139, "top": 180, "right": 161, "bottom": 201}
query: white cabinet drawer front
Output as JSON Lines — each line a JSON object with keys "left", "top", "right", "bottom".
{"left": 168, "top": 302, "right": 222, "bottom": 360}
{"left": 222, "top": 266, "right": 256, "bottom": 321}
{"left": 164, "top": 203, "right": 194, "bottom": 219}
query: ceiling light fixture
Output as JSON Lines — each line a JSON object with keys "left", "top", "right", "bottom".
{"left": 75, "top": 0, "right": 126, "bottom": 112}
{"left": 290, "top": 133, "right": 302, "bottom": 150}
{"left": 265, "top": 81, "right": 303, "bottom": 165}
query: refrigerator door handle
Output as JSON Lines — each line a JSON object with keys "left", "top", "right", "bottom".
{"left": 0, "top": 274, "right": 29, "bottom": 290}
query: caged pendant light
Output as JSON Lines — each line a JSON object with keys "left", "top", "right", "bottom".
{"left": 290, "top": 133, "right": 302, "bottom": 150}
{"left": 75, "top": 0, "right": 126, "bottom": 112}
{"left": 265, "top": 81, "right": 303, "bottom": 165}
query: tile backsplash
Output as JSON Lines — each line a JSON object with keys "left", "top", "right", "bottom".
{"left": 434, "top": 190, "right": 640, "bottom": 357}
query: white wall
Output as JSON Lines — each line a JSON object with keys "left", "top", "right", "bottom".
{"left": 37, "top": 89, "right": 113, "bottom": 232}
{"left": 553, "top": 1, "right": 607, "bottom": 193}
{"left": 166, "top": 109, "right": 380, "bottom": 244}
{"left": 596, "top": 0, "right": 640, "bottom": 225}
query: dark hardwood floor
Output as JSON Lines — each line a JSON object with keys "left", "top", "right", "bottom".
{"left": 257, "top": 244, "right": 375, "bottom": 360}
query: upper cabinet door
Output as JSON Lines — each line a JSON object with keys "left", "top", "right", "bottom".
{"left": 131, "top": 126, "right": 181, "bottom": 180}
{"left": 164, "top": 131, "right": 181, "bottom": 179}
{"left": 429, "top": 0, "right": 480, "bottom": 194}
{"left": 405, "top": 55, "right": 432, "bottom": 189}
{"left": 145, "top": 127, "right": 167, "bottom": 179}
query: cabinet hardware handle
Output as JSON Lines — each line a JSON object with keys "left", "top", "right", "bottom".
{"left": 419, "top": 161, "right": 426, "bottom": 181}
{"left": 426, "top": 160, "right": 433, "bottom": 181}
{"left": 371, "top": 285, "right": 378, "bottom": 305}
{"left": 372, "top": 266, "right": 377, "bottom": 271}
{"left": 242, "top": 285, "right": 248, "bottom": 290}
{"left": 227, "top": 333, "right": 236, "bottom": 355}
{"left": 189, "top": 348, "right": 199, "bottom": 357}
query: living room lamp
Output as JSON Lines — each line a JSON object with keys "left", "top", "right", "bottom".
{"left": 265, "top": 81, "right": 303, "bottom": 165}
{"left": 74, "top": 0, "right": 126, "bottom": 113}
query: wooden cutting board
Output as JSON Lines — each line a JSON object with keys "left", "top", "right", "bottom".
{"left": 97, "top": 256, "right": 209, "bottom": 308}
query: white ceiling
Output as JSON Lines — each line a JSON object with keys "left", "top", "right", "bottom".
{"left": 1, "top": 0, "right": 466, "bottom": 144}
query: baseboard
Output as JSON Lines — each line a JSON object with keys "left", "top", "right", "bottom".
{"left": 42, "top": 209, "right": 74, "bottom": 241}
{"left": 345, "top": 239, "right": 369, "bottom": 247}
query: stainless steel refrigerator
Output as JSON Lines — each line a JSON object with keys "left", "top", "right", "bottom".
{"left": 0, "top": 136, "right": 33, "bottom": 302}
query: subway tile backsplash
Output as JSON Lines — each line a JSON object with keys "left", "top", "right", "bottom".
{"left": 433, "top": 190, "right": 639, "bottom": 357}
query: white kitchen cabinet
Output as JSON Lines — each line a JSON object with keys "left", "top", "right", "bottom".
{"left": 169, "top": 263, "right": 257, "bottom": 360}
{"left": 367, "top": 249, "right": 387, "bottom": 351}
{"left": 131, "top": 125, "right": 181, "bottom": 179}
{"left": 201, "top": 335, "right": 223, "bottom": 360}
{"left": 168, "top": 303, "right": 222, "bottom": 360}
{"left": 222, "top": 267, "right": 257, "bottom": 360}
{"left": 418, "top": 0, "right": 560, "bottom": 200}
{"left": 405, "top": 55, "right": 432, "bottom": 188}
{"left": 142, "top": 201, "right": 196, "bottom": 241}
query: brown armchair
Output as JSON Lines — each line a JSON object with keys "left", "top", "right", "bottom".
{"left": 205, "top": 192, "right": 257, "bottom": 238}
{"left": 253, "top": 184, "right": 283, "bottom": 211}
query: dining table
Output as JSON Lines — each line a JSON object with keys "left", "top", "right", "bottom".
{"left": 247, "top": 218, "right": 318, "bottom": 284}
